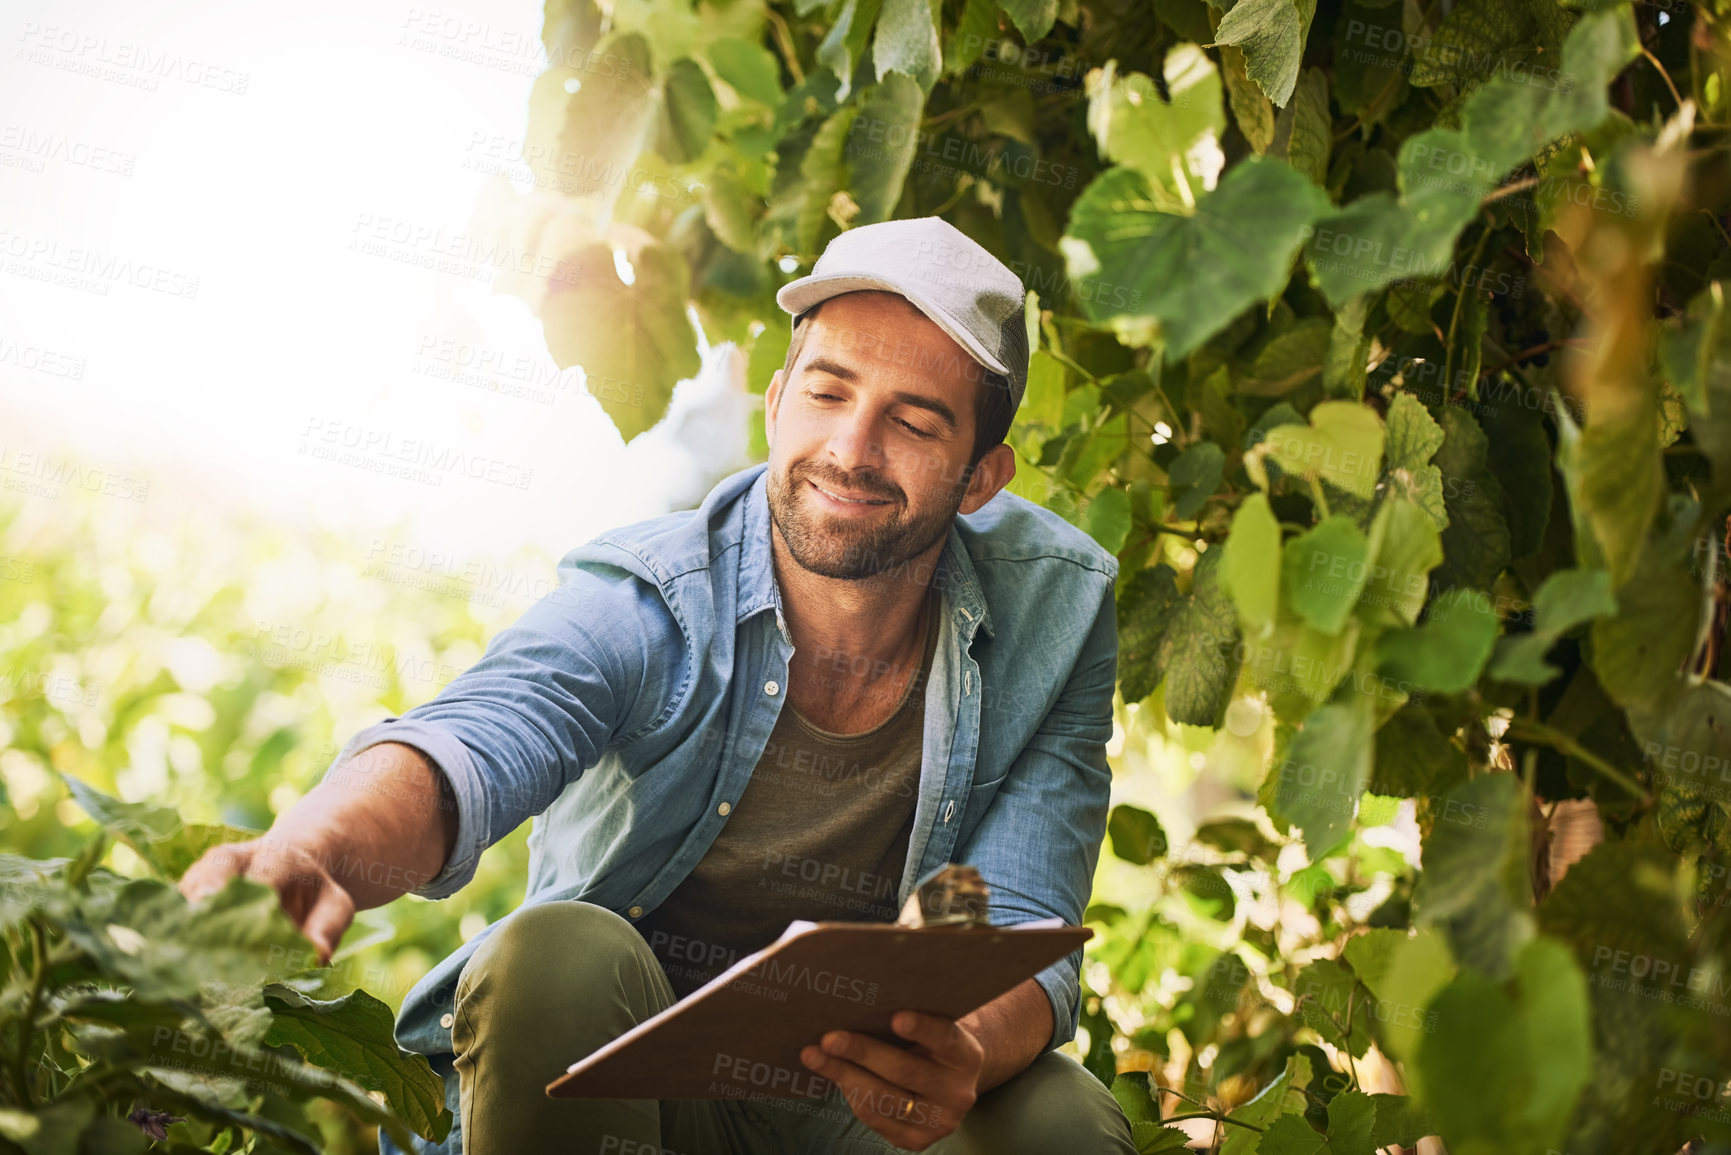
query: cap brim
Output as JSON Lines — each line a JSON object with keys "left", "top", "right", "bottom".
{"left": 776, "top": 273, "right": 1011, "bottom": 378}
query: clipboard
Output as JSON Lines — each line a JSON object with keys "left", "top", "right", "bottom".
{"left": 546, "top": 917, "right": 1091, "bottom": 1101}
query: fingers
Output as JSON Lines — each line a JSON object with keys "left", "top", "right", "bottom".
{"left": 300, "top": 877, "right": 357, "bottom": 965}
{"left": 799, "top": 1043, "right": 950, "bottom": 1149}
{"left": 814, "top": 1026, "right": 939, "bottom": 1094}
{"left": 891, "top": 1011, "right": 983, "bottom": 1070}
{"left": 178, "top": 842, "right": 252, "bottom": 902}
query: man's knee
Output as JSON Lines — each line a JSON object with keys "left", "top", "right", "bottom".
{"left": 953, "top": 1051, "right": 1135, "bottom": 1155}
{"left": 457, "top": 901, "right": 651, "bottom": 1014}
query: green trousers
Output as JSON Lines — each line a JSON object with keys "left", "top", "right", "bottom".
{"left": 451, "top": 901, "right": 1137, "bottom": 1154}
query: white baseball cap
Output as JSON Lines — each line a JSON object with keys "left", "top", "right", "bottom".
{"left": 775, "top": 217, "right": 1030, "bottom": 413}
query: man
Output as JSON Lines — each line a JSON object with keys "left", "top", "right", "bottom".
{"left": 181, "top": 217, "right": 1135, "bottom": 1154}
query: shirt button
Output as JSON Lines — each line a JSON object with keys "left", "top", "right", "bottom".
{"left": 718, "top": 801, "right": 732, "bottom": 816}
{"left": 628, "top": 905, "right": 644, "bottom": 918}
{"left": 440, "top": 1013, "right": 454, "bottom": 1029}
{"left": 764, "top": 680, "right": 780, "bottom": 696}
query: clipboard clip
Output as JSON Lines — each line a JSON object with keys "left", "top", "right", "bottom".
{"left": 895, "top": 863, "right": 990, "bottom": 928}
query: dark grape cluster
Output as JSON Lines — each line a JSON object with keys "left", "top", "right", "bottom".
{"left": 1496, "top": 299, "right": 1551, "bottom": 367}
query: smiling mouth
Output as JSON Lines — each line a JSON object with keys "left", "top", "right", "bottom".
{"left": 809, "top": 479, "right": 891, "bottom": 506}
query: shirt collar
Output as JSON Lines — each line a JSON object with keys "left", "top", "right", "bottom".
{"left": 735, "top": 463, "right": 995, "bottom": 645}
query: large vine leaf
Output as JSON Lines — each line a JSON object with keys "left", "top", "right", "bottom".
{"left": 1063, "top": 159, "right": 1333, "bottom": 358}
{"left": 1410, "top": 937, "right": 1591, "bottom": 1155}
{"left": 1271, "top": 692, "right": 1375, "bottom": 856}
{"left": 1213, "top": 0, "right": 1320, "bottom": 108}
{"left": 1085, "top": 45, "right": 1227, "bottom": 214}
{"left": 263, "top": 985, "right": 453, "bottom": 1143}
{"left": 540, "top": 232, "right": 702, "bottom": 442}
{"left": 873, "top": 0, "right": 940, "bottom": 90}
{"left": 1156, "top": 547, "right": 1241, "bottom": 725}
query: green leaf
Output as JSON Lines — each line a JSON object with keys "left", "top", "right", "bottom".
{"left": 1132, "top": 1122, "right": 1195, "bottom": 1153}
{"left": 999, "top": 0, "right": 1059, "bottom": 42}
{"left": 1273, "top": 694, "right": 1374, "bottom": 856}
{"left": 1374, "top": 586, "right": 1498, "bottom": 693}
{"left": 1223, "top": 45, "right": 1276, "bottom": 155}
{"left": 708, "top": 37, "right": 784, "bottom": 105}
{"left": 1589, "top": 554, "right": 1699, "bottom": 711}
{"left": 1283, "top": 516, "right": 1371, "bottom": 635}
{"left": 1221, "top": 1053, "right": 1313, "bottom": 1153}
{"left": 1082, "top": 486, "right": 1132, "bottom": 554}
{"left": 873, "top": 0, "right": 940, "bottom": 91}
{"left": 1063, "top": 159, "right": 1332, "bottom": 359}
{"left": 1259, "top": 1088, "right": 1376, "bottom": 1153}
{"left": 263, "top": 985, "right": 453, "bottom": 1143}
{"left": 1408, "top": 0, "right": 1573, "bottom": 91}
{"left": 1107, "top": 803, "right": 1170, "bottom": 864}
{"left": 1343, "top": 926, "right": 1454, "bottom": 1059}
{"left": 1370, "top": 705, "right": 1466, "bottom": 796}
{"left": 1359, "top": 496, "right": 1443, "bottom": 627}
{"left": 59, "top": 774, "right": 260, "bottom": 881}
{"left": 1086, "top": 47, "right": 1226, "bottom": 214}
{"left": 1295, "top": 960, "right": 1375, "bottom": 1058}
{"left": 540, "top": 236, "right": 701, "bottom": 443}
{"left": 1431, "top": 407, "right": 1509, "bottom": 592}
{"left": 1322, "top": 294, "right": 1371, "bottom": 401}
{"left": 1118, "top": 565, "right": 1184, "bottom": 702}
{"left": 1173, "top": 865, "right": 1238, "bottom": 920}
{"left": 1480, "top": 403, "right": 1552, "bottom": 560}
{"left": 1214, "top": 0, "right": 1320, "bottom": 107}
{"left": 850, "top": 71, "right": 925, "bottom": 223}
{"left": 1193, "top": 816, "right": 1279, "bottom": 858}
{"left": 1157, "top": 548, "right": 1242, "bottom": 726}
{"left": 1411, "top": 773, "right": 1533, "bottom": 978}
{"left": 1110, "top": 1071, "right": 1161, "bottom": 1127}
{"left": 1659, "top": 281, "right": 1730, "bottom": 418}
{"left": 654, "top": 58, "right": 717, "bottom": 164}
{"left": 1223, "top": 492, "right": 1283, "bottom": 638}
{"left": 1575, "top": 403, "right": 1665, "bottom": 590}
{"left": 1284, "top": 68, "right": 1332, "bottom": 187}
{"left": 1170, "top": 440, "right": 1226, "bottom": 519}
{"left": 1383, "top": 391, "right": 1445, "bottom": 474}
{"left": 1488, "top": 569, "right": 1617, "bottom": 684}
{"left": 1253, "top": 400, "right": 1385, "bottom": 500}
{"left": 796, "top": 105, "right": 861, "bottom": 253}
{"left": 1369, "top": 1094, "right": 1432, "bottom": 1148}
{"left": 817, "top": 0, "right": 882, "bottom": 99}
{"left": 1246, "top": 317, "right": 1331, "bottom": 396}
{"left": 1411, "top": 937, "right": 1591, "bottom": 1155}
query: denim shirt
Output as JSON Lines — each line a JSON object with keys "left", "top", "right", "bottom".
{"left": 346, "top": 462, "right": 1119, "bottom": 1155}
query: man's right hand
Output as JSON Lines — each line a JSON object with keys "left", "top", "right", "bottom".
{"left": 179, "top": 834, "right": 357, "bottom": 966}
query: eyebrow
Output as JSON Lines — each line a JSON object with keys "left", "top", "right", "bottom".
{"left": 798, "top": 356, "right": 961, "bottom": 433}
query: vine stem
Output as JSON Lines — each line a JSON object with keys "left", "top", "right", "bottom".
{"left": 762, "top": 8, "right": 804, "bottom": 86}
{"left": 1443, "top": 223, "right": 1496, "bottom": 396}
{"left": 1641, "top": 45, "right": 1686, "bottom": 110}
{"left": 1505, "top": 719, "right": 1649, "bottom": 800}
{"left": 1162, "top": 1110, "right": 1266, "bottom": 1132}
{"left": 1477, "top": 338, "right": 1591, "bottom": 381}
{"left": 1481, "top": 176, "right": 1541, "bottom": 205}
{"left": 12, "top": 919, "right": 47, "bottom": 1108}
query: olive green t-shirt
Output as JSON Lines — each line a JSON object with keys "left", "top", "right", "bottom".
{"left": 636, "top": 587, "right": 939, "bottom": 998}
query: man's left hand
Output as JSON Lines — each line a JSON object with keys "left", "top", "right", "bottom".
{"left": 799, "top": 1010, "right": 984, "bottom": 1151}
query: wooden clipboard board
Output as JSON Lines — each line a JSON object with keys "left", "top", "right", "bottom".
{"left": 546, "top": 918, "right": 1091, "bottom": 1101}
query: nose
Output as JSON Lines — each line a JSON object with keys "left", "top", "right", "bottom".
{"left": 825, "top": 403, "right": 889, "bottom": 476}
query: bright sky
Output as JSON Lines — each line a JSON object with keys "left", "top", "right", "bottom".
{"left": 0, "top": 0, "right": 754, "bottom": 563}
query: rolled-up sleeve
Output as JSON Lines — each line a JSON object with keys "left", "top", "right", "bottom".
{"left": 323, "top": 550, "right": 688, "bottom": 900}
{"left": 959, "top": 570, "right": 1117, "bottom": 1054}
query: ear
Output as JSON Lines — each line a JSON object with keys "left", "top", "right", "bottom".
{"left": 764, "top": 368, "right": 786, "bottom": 449}
{"left": 957, "top": 443, "right": 1016, "bottom": 516}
